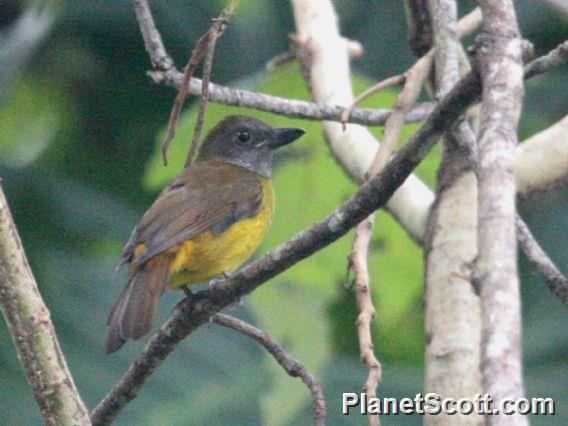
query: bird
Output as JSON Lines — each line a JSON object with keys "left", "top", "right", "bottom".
{"left": 106, "top": 115, "right": 305, "bottom": 353}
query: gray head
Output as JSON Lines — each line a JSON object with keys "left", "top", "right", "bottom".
{"left": 198, "top": 115, "right": 305, "bottom": 178}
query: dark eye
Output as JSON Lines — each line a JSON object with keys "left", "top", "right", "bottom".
{"left": 237, "top": 130, "right": 251, "bottom": 144}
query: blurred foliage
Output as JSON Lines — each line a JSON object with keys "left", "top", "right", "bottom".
{"left": 0, "top": 0, "right": 566, "bottom": 425}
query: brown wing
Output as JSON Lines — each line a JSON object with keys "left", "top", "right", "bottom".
{"left": 118, "top": 161, "right": 263, "bottom": 269}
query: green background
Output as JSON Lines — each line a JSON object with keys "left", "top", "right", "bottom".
{"left": 0, "top": 1, "right": 566, "bottom": 424}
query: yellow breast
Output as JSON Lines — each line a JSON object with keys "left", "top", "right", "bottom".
{"left": 167, "top": 176, "right": 274, "bottom": 288}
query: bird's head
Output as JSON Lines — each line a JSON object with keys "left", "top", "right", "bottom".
{"left": 198, "top": 115, "right": 305, "bottom": 178}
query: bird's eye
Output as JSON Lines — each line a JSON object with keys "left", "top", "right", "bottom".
{"left": 237, "top": 130, "right": 251, "bottom": 144}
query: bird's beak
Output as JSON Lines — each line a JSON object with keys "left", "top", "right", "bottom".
{"left": 267, "top": 128, "right": 305, "bottom": 149}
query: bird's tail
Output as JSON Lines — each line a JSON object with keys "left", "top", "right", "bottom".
{"left": 106, "top": 259, "right": 170, "bottom": 354}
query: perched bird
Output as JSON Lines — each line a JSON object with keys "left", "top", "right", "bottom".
{"left": 106, "top": 116, "right": 304, "bottom": 353}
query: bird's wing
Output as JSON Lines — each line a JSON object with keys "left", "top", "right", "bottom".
{"left": 118, "top": 162, "right": 264, "bottom": 268}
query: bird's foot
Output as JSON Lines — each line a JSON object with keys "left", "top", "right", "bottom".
{"left": 208, "top": 272, "right": 241, "bottom": 309}
{"left": 208, "top": 272, "right": 232, "bottom": 292}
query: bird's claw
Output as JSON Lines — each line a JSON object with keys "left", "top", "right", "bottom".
{"left": 208, "top": 272, "right": 231, "bottom": 292}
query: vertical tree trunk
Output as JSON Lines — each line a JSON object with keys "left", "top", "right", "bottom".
{"left": 422, "top": 1, "right": 482, "bottom": 424}
{"left": 476, "top": 1, "right": 527, "bottom": 424}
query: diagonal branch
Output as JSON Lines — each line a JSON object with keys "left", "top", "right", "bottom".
{"left": 0, "top": 185, "right": 91, "bottom": 425}
{"left": 340, "top": 6, "right": 481, "bottom": 125}
{"left": 91, "top": 64, "right": 483, "bottom": 425}
{"left": 92, "top": 27, "right": 567, "bottom": 425}
{"left": 212, "top": 314, "right": 326, "bottom": 426}
{"left": 523, "top": 39, "right": 568, "bottom": 80}
{"left": 516, "top": 216, "right": 568, "bottom": 305}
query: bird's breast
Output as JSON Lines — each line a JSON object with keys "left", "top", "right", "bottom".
{"left": 168, "top": 176, "right": 274, "bottom": 287}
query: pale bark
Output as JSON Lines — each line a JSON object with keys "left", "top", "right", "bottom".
{"left": 516, "top": 114, "right": 568, "bottom": 199}
{"left": 476, "top": 1, "right": 527, "bottom": 424}
{"left": 423, "top": 1, "right": 482, "bottom": 424}
{"left": 290, "top": 0, "right": 435, "bottom": 243}
{"left": 0, "top": 185, "right": 90, "bottom": 426}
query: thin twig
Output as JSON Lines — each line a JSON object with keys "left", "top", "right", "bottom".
{"left": 155, "top": 68, "right": 435, "bottom": 126}
{"left": 0, "top": 185, "right": 90, "bottom": 425}
{"left": 339, "top": 75, "right": 405, "bottom": 126}
{"left": 265, "top": 50, "right": 296, "bottom": 71}
{"left": 161, "top": 30, "right": 209, "bottom": 166}
{"left": 212, "top": 314, "right": 326, "bottom": 426}
{"left": 340, "top": 7, "right": 481, "bottom": 126}
{"left": 266, "top": 38, "right": 363, "bottom": 72}
{"left": 348, "top": 218, "right": 381, "bottom": 426}
{"left": 185, "top": 15, "right": 230, "bottom": 167}
{"left": 516, "top": 216, "right": 568, "bottom": 305}
{"left": 133, "top": 0, "right": 174, "bottom": 71}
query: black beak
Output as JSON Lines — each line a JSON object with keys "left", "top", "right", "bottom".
{"left": 267, "top": 128, "right": 305, "bottom": 149}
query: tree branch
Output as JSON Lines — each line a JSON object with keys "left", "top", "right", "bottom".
{"left": 421, "top": 1, "right": 483, "bottom": 424}
{"left": 523, "top": 39, "right": 568, "bottom": 80}
{"left": 516, "top": 216, "right": 568, "bottom": 305}
{"left": 212, "top": 314, "right": 326, "bottom": 426}
{"left": 475, "top": 1, "right": 527, "bottom": 423}
{"left": 91, "top": 61, "right": 483, "bottom": 425}
{"left": 133, "top": 0, "right": 432, "bottom": 128}
{"left": 0, "top": 184, "right": 91, "bottom": 425}
{"left": 516, "top": 114, "right": 568, "bottom": 200}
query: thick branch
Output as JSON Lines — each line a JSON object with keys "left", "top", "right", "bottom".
{"left": 212, "top": 314, "right": 326, "bottom": 426}
{"left": 0, "top": 185, "right": 91, "bottom": 425}
{"left": 291, "top": 0, "right": 437, "bottom": 243}
{"left": 91, "top": 64, "right": 482, "bottom": 425}
{"left": 516, "top": 216, "right": 568, "bottom": 305}
{"left": 476, "top": 1, "right": 527, "bottom": 423}
{"left": 516, "top": 114, "right": 568, "bottom": 199}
